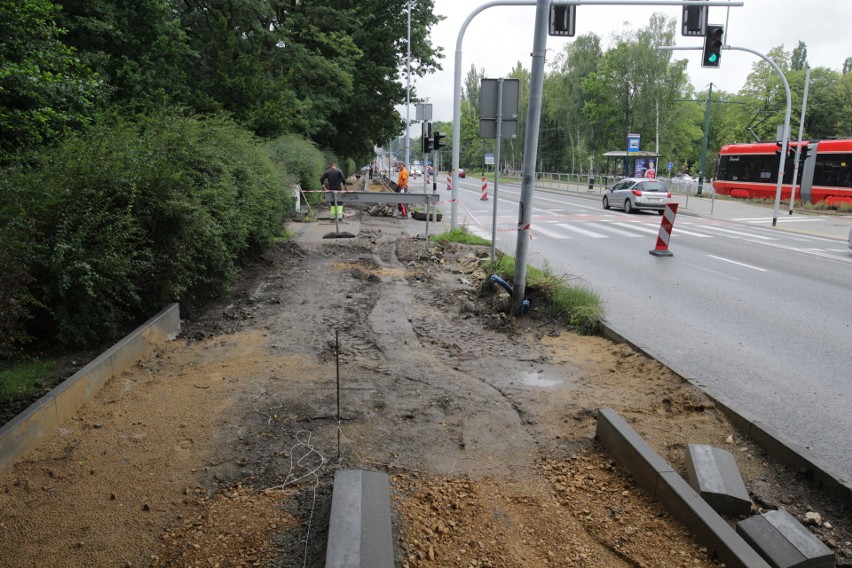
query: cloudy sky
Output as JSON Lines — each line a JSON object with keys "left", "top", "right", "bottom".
{"left": 404, "top": 0, "right": 852, "bottom": 125}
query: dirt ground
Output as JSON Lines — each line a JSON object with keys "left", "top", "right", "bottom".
{"left": 0, "top": 204, "right": 850, "bottom": 568}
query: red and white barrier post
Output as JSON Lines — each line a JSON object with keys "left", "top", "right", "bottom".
{"left": 650, "top": 203, "right": 679, "bottom": 257}
{"left": 480, "top": 176, "right": 489, "bottom": 201}
{"left": 446, "top": 172, "right": 452, "bottom": 191}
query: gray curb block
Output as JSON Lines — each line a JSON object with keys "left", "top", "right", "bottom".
{"left": 596, "top": 408, "right": 772, "bottom": 568}
{"left": 600, "top": 321, "right": 852, "bottom": 508}
{"left": 325, "top": 469, "right": 394, "bottom": 568}
{"left": 0, "top": 303, "right": 181, "bottom": 479}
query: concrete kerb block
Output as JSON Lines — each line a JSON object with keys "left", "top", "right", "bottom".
{"left": 656, "top": 471, "right": 771, "bottom": 568}
{"left": 600, "top": 321, "right": 852, "bottom": 508}
{"left": 737, "top": 509, "right": 834, "bottom": 568}
{"left": 595, "top": 408, "right": 673, "bottom": 493}
{"left": 596, "top": 408, "right": 771, "bottom": 568}
{"left": 325, "top": 469, "right": 394, "bottom": 568}
{"left": 0, "top": 396, "right": 58, "bottom": 479}
{"left": 0, "top": 303, "right": 180, "bottom": 481}
{"left": 686, "top": 444, "right": 752, "bottom": 516}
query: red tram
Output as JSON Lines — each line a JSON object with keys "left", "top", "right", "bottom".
{"left": 713, "top": 139, "right": 852, "bottom": 206}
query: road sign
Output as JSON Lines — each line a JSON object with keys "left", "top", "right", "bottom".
{"left": 480, "top": 78, "right": 520, "bottom": 139}
{"left": 627, "top": 133, "right": 641, "bottom": 153}
{"left": 667, "top": 161, "right": 674, "bottom": 171}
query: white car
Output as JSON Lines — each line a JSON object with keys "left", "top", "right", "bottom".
{"left": 671, "top": 173, "right": 693, "bottom": 183}
{"left": 603, "top": 178, "right": 672, "bottom": 214}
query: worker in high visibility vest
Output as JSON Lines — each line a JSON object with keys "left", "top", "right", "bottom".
{"left": 396, "top": 164, "right": 409, "bottom": 217}
{"left": 321, "top": 162, "right": 347, "bottom": 220}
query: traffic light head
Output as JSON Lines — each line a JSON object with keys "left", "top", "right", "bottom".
{"left": 422, "top": 131, "right": 433, "bottom": 153}
{"left": 702, "top": 25, "right": 724, "bottom": 68}
{"left": 433, "top": 131, "right": 447, "bottom": 150}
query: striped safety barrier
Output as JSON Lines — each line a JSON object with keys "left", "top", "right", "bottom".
{"left": 649, "top": 202, "right": 679, "bottom": 257}
{"left": 480, "top": 176, "right": 488, "bottom": 201}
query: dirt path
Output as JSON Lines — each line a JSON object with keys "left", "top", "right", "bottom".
{"left": 0, "top": 209, "right": 849, "bottom": 567}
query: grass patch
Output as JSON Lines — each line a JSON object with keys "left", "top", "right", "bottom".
{"left": 0, "top": 359, "right": 58, "bottom": 404}
{"left": 430, "top": 227, "right": 491, "bottom": 246}
{"left": 484, "top": 256, "right": 603, "bottom": 335}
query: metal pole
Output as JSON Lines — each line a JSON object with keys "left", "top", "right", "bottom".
{"left": 660, "top": 43, "right": 790, "bottom": 226}
{"left": 789, "top": 66, "right": 810, "bottom": 215}
{"left": 511, "top": 0, "right": 548, "bottom": 316}
{"left": 450, "top": 1, "right": 744, "bottom": 231}
{"left": 405, "top": 1, "right": 411, "bottom": 168}
{"left": 336, "top": 329, "right": 340, "bottom": 460}
{"left": 451, "top": 0, "right": 537, "bottom": 229}
{"left": 720, "top": 46, "right": 792, "bottom": 227}
{"left": 490, "top": 78, "right": 504, "bottom": 263}
{"left": 697, "top": 82, "right": 713, "bottom": 195}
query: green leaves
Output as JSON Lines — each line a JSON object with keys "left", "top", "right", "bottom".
{"left": 0, "top": 110, "right": 290, "bottom": 348}
{"left": 0, "top": 0, "right": 102, "bottom": 160}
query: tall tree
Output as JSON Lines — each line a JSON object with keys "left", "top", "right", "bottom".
{"left": 324, "top": 0, "right": 444, "bottom": 164}
{"left": 791, "top": 41, "right": 808, "bottom": 71}
{"left": 55, "top": 0, "right": 192, "bottom": 109}
{"left": 0, "top": 0, "right": 102, "bottom": 159}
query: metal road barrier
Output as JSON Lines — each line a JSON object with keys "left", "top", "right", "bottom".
{"left": 322, "top": 191, "right": 439, "bottom": 206}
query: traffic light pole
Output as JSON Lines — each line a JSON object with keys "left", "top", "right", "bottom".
{"left": 728, "top": 45, "right": 791, "bottom": 227}
{"left": 661, "top": 43, "right": 790, "bottom": 227}
{"left": 788, "top": 66, "right": 810, "bottom": 215}
{"left": 697, "top": 82, "right": 712, "bottom": 195}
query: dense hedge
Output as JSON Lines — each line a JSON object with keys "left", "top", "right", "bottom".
{"left": 0, "top": 111, "right": 292, "bottom": 354}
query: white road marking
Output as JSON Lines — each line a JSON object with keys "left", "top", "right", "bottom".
{"left": 555, "top": 223, "right": 608, "bottom": 238}
{"left": 591, "top": 224, "right": 644, "bottom": 238}
{"left": 532, "top": 224, "right": 570, "bottom": 239}
{"left": 707, "top": 255, "right": 768, "bottom": 272}
{"left": 613, "top": 222, "right": 660, "bottom": 235}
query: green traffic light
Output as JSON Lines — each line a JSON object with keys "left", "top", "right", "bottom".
{"left": 708, "top": 54, "right": 718, "bottom": 63}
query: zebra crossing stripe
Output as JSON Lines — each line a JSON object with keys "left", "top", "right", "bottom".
{"left": 556, "top": 224, "right": 608, "bottom": 238}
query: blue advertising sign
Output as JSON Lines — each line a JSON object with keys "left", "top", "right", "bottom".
{"left": 627, "top": 133, "right": 640, "bottom": 153}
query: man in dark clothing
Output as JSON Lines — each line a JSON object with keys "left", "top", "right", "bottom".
{"left": 320, "top": 162, "right": 347, "bottom": 220}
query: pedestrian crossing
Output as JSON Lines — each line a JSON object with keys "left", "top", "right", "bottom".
{"left": 462, "top": 208, "right": 842, "bottom": 252}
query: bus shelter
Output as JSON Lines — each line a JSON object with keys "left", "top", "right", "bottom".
{"left": 602, "top": 150, "right": 663, "bottom": 178}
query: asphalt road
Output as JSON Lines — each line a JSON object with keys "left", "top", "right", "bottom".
{"left": 442, "top": 177, "right": 852, "bottom": 478}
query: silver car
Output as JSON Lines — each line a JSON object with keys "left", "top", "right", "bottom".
{"left": 603, "top": 178, "right": 672, "bottom": 214}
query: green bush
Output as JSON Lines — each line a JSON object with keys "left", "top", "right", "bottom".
{"left": 0, "top": 109, "right": 288, "bottom": 350}
{"left": 264, "top": 134, "right": 328, "bottom": 211}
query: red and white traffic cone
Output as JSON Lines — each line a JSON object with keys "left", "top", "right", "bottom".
{"left": 649, "top": 203, "right": 679, "bottom": 257}
{"left": 480, "top": 176, "right": 488, "bottom": 200}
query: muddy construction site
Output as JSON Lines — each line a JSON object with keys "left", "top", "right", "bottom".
{"left": 0, "top": 207, "right": 849, "bottom": 567}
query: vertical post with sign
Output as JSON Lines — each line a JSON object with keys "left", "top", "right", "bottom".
{"left": 480, "top": 77, "right": 520, "bottom": 263}
{"left": 626, "top": 133, "right": 640, "bottom": 178}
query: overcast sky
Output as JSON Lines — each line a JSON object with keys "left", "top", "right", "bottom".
{"left": 403, "top": 0, "right": 852, "bottom": 126}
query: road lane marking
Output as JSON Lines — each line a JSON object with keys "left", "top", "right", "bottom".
{"left": 592, "top": 224, "right": 644, "bottom": 238}
{"left": 707, "top": 255, "right": 768, "bottom": 272}
{"left": 613, "top": 222, "right": 660, "bottom": 235}
{"left": 696, "top": 224, "right": 777, "bottom": 240}
{"left": 556, "top": 223, "right": 608, "bottom": 238}
{"left": 533, "top": 225, "right": 569, "bottom": 239}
